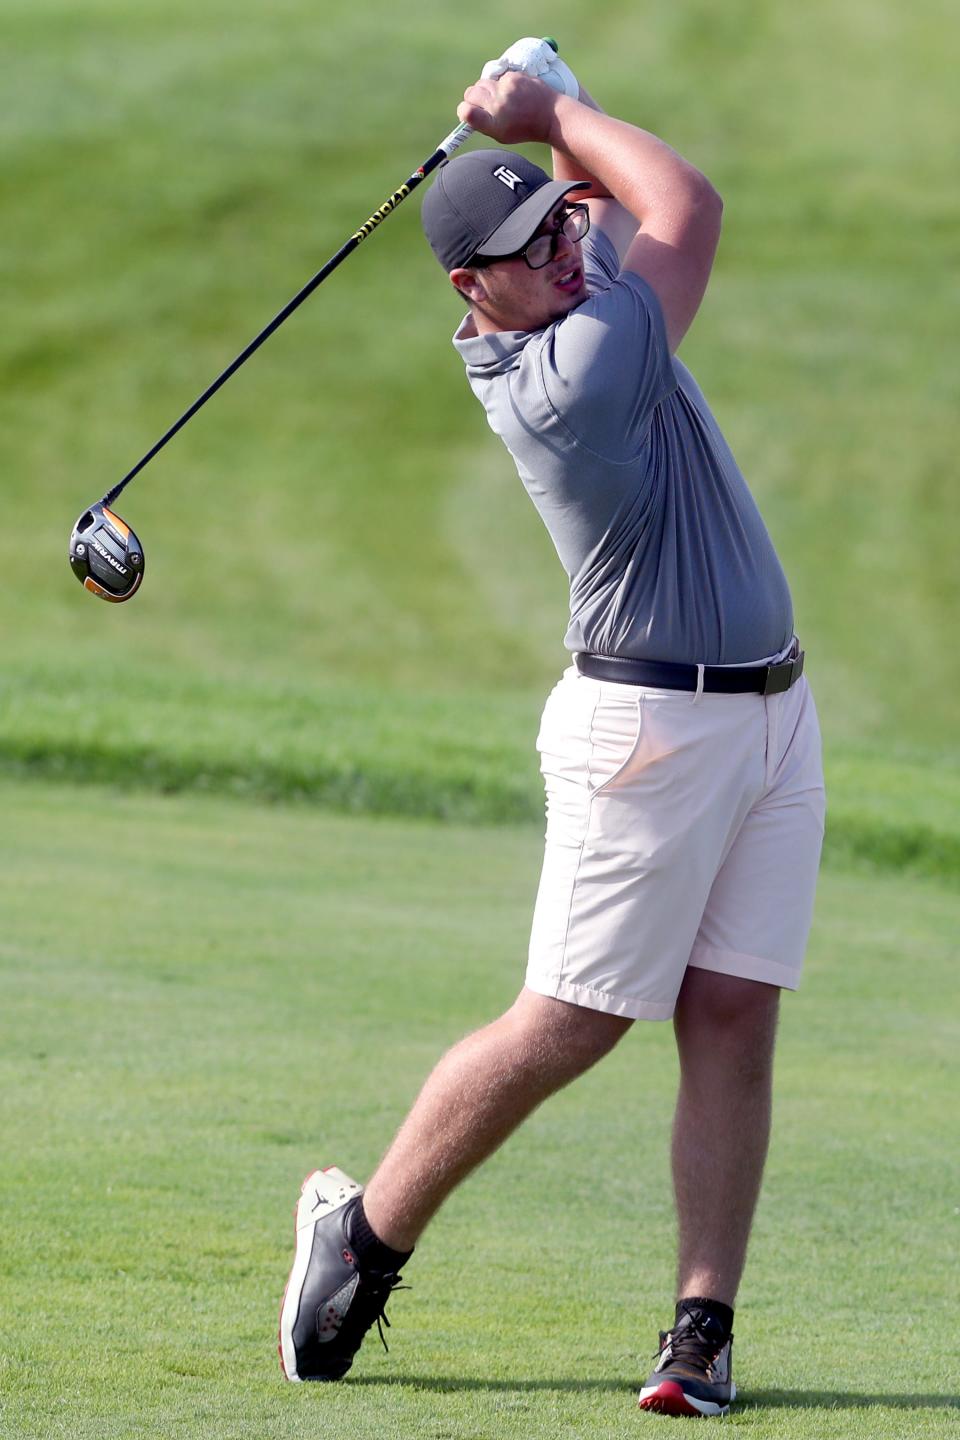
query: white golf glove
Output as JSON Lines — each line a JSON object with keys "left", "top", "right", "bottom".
{"left": 481, "top": 37, "right": 580, "bottom": 99}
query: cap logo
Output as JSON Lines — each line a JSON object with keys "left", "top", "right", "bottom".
{"left": 493, "top": 165, "right": 524, "bottom": 192}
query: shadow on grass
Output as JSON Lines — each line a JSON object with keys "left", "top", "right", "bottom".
{"left": 346, "top": 1377, "right": 632, "bottom": 1395}
{"left": 742, "top": 1389, "right": 959, "bottom": 1412}
{"left": 347, "top": 1377, "right": 959, "bottom": 1410}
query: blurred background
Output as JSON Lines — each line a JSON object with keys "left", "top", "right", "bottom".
{"left": 2, "top": 0, "right": 958, "bottom": 853}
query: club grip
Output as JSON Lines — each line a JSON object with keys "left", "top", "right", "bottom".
{"left": 437, "top": 122, "right": 474, "bottom": 158}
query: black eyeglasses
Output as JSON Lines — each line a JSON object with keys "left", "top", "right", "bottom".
{"left": 472, "top": 203, "right": 591, "bottom": 271}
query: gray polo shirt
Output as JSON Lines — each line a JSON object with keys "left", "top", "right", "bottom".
{"left": 452, "top": 227, "right": 793, "bottom": 665}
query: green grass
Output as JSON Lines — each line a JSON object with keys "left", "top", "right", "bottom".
{"left": 2, "top": 5, "right": 958, "bottom": 1432}
{"left": 2, "top": 0, "right": 958, "bottom": 765}
{"left": 0, "top": 777, "right": 957, "bottom": 1439}
{"left": 3, "top": 656, "right": 960, "bottom": 885}
{"left": 2, "top": 0, "right": 957, "bottom": 893}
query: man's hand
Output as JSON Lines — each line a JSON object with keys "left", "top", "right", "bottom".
{"left": 481, "top": 37, "right": 580, "bottom": 98}
{"left": 457, "top": 71, "right": 566, "bottom": 147}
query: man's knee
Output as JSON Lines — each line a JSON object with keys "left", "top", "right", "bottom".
{"left": 674, "top": 969, "right": 780, "bottom": 1079}
{"left": 505, "top": 986, "right": 633, "bottom": 1075}
{"left": 677, "top": 967, "right": 779, "bottom": 1030}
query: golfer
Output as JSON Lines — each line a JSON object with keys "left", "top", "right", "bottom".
{"left": 280, "top": 54, "right": 825, "bottom": 1418}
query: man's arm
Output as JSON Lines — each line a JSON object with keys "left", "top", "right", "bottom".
{"left": 549, "top": 86, "right": 639, "bottom": 267}
{"left": 458, "top": 74, "right": 723, "bottom": 352}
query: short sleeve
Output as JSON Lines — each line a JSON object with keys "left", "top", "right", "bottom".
{"left": 535, "top": 247, "right": 677, "bottom": 463}
{"left": 580, "top": 226, "right": 621, "bottom": 291}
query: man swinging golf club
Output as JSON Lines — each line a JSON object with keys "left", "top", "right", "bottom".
{"left": 279, "top": 40, "right": 825, "bottom": 1418}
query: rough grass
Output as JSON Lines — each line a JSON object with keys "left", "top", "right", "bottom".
{"left": 3, "top": 658, "right": 959, "bottom": 885}
{"left": 2, "top": 0, "right": 958, "bottom": 763}
{"left": 2, "top": 0, "right": 956, "bottom": 894}
{"left": 0, "top": 778, "right": 957, "bottom": 1439}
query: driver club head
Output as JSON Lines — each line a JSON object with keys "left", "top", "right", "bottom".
{"left": 69, "top": 502, "right": 145, "bottom": 602}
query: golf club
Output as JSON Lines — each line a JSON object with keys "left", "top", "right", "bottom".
{"left": 68, "top": 39, "right": 563, "bottom": 602}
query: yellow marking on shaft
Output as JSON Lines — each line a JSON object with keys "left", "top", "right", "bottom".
{"left": 351, "top": 182, "right": 413, "bottom": 244}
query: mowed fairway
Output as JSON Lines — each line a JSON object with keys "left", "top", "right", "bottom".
{"left": 1, "top": 779, "right": 957, "bottom": 1440}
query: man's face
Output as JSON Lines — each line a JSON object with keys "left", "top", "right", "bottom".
{"left": 451, "top": 201, "right": 589, "bottom": 334}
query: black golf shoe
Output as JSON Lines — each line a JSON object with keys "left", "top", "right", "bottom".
{"left": 278, "top": 1166, "right": 407, "bottom": 1382}
{"left": 638, "top": 1305, "right": 735, "bottom": 1417}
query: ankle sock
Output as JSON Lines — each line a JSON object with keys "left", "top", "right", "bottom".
{"left": 676, "top": 1295, "right": 734, "bottom": 1339}
{"left": 347, "top": 1197, "right": 413, "bottom": 1272}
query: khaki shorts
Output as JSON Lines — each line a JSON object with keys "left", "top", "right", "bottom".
{"left": 526, "top": 662, "right": 826, "bottom": 1020}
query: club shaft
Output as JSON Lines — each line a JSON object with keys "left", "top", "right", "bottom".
{"left": 101, "top": 122, "right": 474, "bottom": 507}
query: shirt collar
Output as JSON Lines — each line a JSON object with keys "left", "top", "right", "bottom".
{"left": 452, "top": 312, "right": 542, "bottom": 376}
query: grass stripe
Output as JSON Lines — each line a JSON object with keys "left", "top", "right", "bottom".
{"left": 2, "top": 731, "right": 957, "bottom": 887}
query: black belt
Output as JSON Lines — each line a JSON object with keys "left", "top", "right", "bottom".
{"left": 574, "top": 645, "right": 805, "bottom": 695}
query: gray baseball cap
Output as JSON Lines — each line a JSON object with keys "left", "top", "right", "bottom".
{"left": 421, "top": 149, "right": 589, "bottom": 271}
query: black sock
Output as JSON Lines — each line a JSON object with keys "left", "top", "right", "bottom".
{"left": 676, "top": 1295, "right": 734, "bottom": 1339}
{"left": 346, "top": 1197, "right": 413, "bottom": 1272}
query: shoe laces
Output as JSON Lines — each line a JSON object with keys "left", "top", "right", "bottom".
{"left": 358, "top": 1273, "right": 411, "bottom": 1354}
{"left": 656, "top": 1313, "right": 727, "bottom": 1373}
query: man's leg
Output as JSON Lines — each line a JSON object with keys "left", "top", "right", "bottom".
{"left": 279, "top": 986, "right": 631, "bottom": 1381}
{"left": 363, "top": 986, "right": 632, "bottom": 1251}
{"left": 638, "top": 967, "right": 779, "bottom": 1416}
{"left": 671, "top": 966, "right": 780, "bottom": 1304}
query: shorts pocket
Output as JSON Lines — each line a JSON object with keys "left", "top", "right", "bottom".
{"left": 586, "top": 693, "right": 644, "bottom": 794}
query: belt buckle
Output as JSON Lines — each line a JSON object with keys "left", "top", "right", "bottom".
{"left": 762, "top": 649, "right": 804, "bottom": 696}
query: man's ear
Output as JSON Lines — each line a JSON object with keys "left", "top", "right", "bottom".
{"left": 449, "top": 267, "right": 487, "bottom": 304}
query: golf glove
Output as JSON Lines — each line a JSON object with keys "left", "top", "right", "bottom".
{"left": 481, "top": 37, "right": 580, "bottom": 99}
